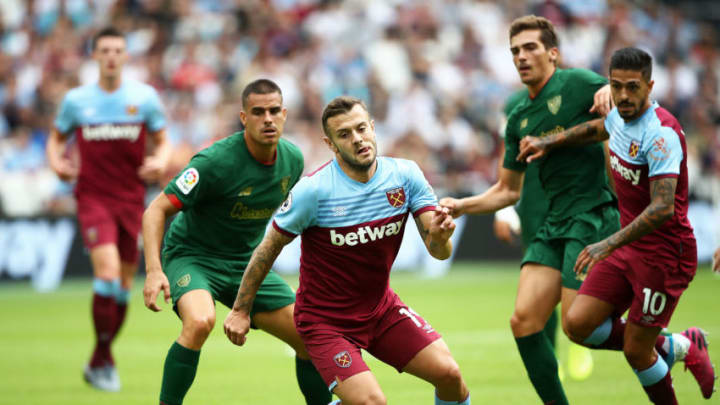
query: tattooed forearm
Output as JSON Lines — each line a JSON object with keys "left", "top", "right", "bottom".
{"left": 541, "top": 118, "right": 608, "bottom": 151}
{"left": 232, "top": 230, "right": 291, "bottom": 312}
{"left": 606, "top": 177, "right": 676, "bottom": 249}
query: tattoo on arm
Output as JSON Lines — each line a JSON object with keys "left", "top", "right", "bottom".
{"left": 544, "top": 118, "right": 608, "bottom": 149}
{"left": 232, "top": 230, "right": 291, "bottom": 311}
{"left": 607, "top": 177, "right": 676, "bottom": 249}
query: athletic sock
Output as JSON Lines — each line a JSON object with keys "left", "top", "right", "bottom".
{"left": 543, "top": 310, "right": 559, "bottom": 349}
{"left": 90, "top": 278, "right": 117, "bottom": 367}
{"left": 295, "top": 357, "right": 332, "bottom": 405}
{"left": 159, "top": 342, "right": 200, "bottom": 405}
{"left": 635, "top": 357, "right": 677, "bottom": 405}
{"left": 583, "top": 318, "right": 685, "bottom": 367}
{"left": 112, "top": 280, "right": 130, "bottom": 339}
{"left": 515, "top": 331, "right": 568, "bottom": 405}
{"left": 435, "top": 393, "right": 471, "bottom": 404}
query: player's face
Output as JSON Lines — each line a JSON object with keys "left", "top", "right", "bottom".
{"left": 240, "top": 92, "right": 287, "bottom": 147}
{"left": 93, "top": 36, "right": 128, "bottom": 79}
{"left": 510, "top": 30, "right": 557, "bottom": 87}
{"left": 324, "top": 104, "right": 377, "bottom": 172}
{"left": 609, "top": 69, "right": 654, "bottom": 121}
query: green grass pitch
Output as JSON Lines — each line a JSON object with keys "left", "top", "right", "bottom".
{"left": 1, "top": 262, "right": 718, "bottom": 404}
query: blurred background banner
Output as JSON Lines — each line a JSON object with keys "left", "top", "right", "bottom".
{"left": 1, "top": 0, "right": 719, "bottom": 290}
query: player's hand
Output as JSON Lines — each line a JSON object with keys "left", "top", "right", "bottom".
{"left": 493, "top": 218, "right": 517, "bottom": 244}
{"left": 143, "top": 269, "right": 171, "bottom": 312}
{"left": 138, "top": 156, "right": 166, "bottom": 183}
{"left": 438, "top": 197, "right": 465, "bottom": 218}
{"left": 589, "top": 84, "right": 614, "bottom": 116}
{"left": 49, "top": 158, "right": 79, "bottom": 182}
{"left": 517, "top": 136, "right": 547, "bottom": 163}
{"left": 712, "top": 247, "right": 720, "bottom": 274}
{"left": 429, "top": 206, "right": 456, "bottom": 240}
{"left": 574, "top": 240, "right": 613, "bottom": 276}
{"left": 224, "top": 309, "right": 251, "bottom": 346}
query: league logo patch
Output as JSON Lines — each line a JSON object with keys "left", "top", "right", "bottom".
{"left": 520, "top": 118, "right": 528, "bottom": 129}
{"left": 547, "top": 95, "right": 562, "bottom": 115}
{"left": 238, "top": 187, "right": 253, "bottom": 197}
{"left": 86, "top": 227, "right": 98, "bottom": 244}
{"left": 649, "top": 137, "right": 670, "bottom": 161}
{"left": 176, "top": 168, "right": 199, "bottom": 195}
{"left": 386, "top": 187, "right": 406, "bottom": 208}
{"left": 278, "top": 192, "right": 293, "bottom": 214}
{"left": 333, "top": 351, "right": 352, "bottom": 368}
{"left": 126, "top": 105, "right": 138, "bottom": 115}
{"left": 177, "top": 274, "right": 191, "bottom": 287}
{"left": 629, "top": 140, "right": 640, "bottom": 158}
{"left": 280, "top": 176, "right": 291, "bottom": 194}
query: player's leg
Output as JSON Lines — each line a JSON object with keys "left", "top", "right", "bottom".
{"left": 624, "top": 322, "right": 677, "bottom": 405}
{"left": 159, "top": 289, "right": 215, "bottom": 405}
{"left": 113, "top": 205, "right": 143, "bottom": 341}
{"left": 252, "top": 303, "right": 332, "bottom": 405}
{"left": 332, "top": 371, "right": 386, "bottom": 405}
{"left": 511, "top": 262, "right": 567, "bottom": 405}
{"left": 402, "top": 340, "right": 470, "bottom": 404}
{"left": 159, "top": 256, "right": 221, "bottom": 405}
{"left": 368, "top": 299, "right": 468, "bottom": 404}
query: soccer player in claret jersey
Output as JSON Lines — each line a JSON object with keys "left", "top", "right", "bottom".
{"left": 46, "top": 27, "right": 171, "bottom": 392}
{"left": 142, "top": 79, "right": 330, "bottom": 405}
{"left": 518, "top": 47, "right": 716, "bottom": 404}
{"left": 224, "top": 96, "right": 471, "bottom": 405}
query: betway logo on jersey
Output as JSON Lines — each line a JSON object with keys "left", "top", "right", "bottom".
{"left": 82, "top": 124, "right": 142, "bottom": 142}
{"left": 610, "top": 154, "right": 641, "bottom": 186}
{"left": 330, "top": 218, "right": 405, "bottom": 247}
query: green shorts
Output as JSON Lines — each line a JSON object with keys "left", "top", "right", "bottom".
{"left": 163, "top": 253, "right": 295, "bottom": 318}
{"left": 523, "top": 203, "right": 620, "bottom": 290}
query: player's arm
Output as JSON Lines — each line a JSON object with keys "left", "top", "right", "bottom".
{"left": 440, "top": 166, "right": 523, "bottom": 217}
{"left": 224, "top": 227, "right": 294, "bottom": 346}
{"left": 141, "top": 192, "right": 180, "bottom": 311}
{"left": 46, "top": 128, "right": 78, "bottom": 181}
{"left": 139, "top": 129, "right": 172, "bottom": 183}
{"left": 574, "top": 176, "right": 677, "bottom": 274}
{"left": 517, "top": 118, "right": 609, "bottom": 163}
{"left": 415, "top": 206, "right": 456, "bottom": 260}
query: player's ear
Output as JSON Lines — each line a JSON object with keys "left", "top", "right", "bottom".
{"left": 282, "top": 107, "right": 288, "bottom": 121}
{"left": 647, "top": 79, "right": 654, "bottom": 93}
{"left": 370, "top": 119, "right": 375, "bottom": 132}
{"left": 239, "top": 110, "right": 247, "bottom": 126}
{"left": 322, "top": 135, "right": 337, "bottom": 153}
{"left": 548, "top": 47, "right": 559, "bottom": 65}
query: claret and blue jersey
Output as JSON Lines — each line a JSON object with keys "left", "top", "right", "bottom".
{"left": 54, "top": 80, "right": 166, "bottom": 203}
{"left": 273, "top": 157, "right": 437, "bottom": 325}
{"left": 604, "top": 101, "right": 694, "bottom": 248}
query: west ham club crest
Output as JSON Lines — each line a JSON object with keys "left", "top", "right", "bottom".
{"left": 386, "top": 187, "right": 406, "bottom": 208}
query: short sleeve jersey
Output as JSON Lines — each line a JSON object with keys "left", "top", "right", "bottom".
{"left": 604, "top": 102, "right": 694, "bottom": 249}
{"left": 54, "top": 80, "right": 166, "bottom": 205}
{"left": 272, "top": 157, "right": 437, "bottom": 325}
{"left": 504, "top": 69, "right": 615, "bottom": 220}
{"left": 504, "top": 90, "right": 548, "bottom": 245}
{"left": 162, "top": 132, "right": 304, "bottom": 268}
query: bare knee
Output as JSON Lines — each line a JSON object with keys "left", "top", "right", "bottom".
{"left": 432, "top": 359, "right": 464, "bottom": 390}
{"left": 623, "top": 342, "right": 654, "bottom": 370}
{"left": 510, "top": 309, "right": 544, "bottom": 336}
{"left": 564, "top": 310, "right": 592, "bottom": 344}
{"left": 181, "top": 315, "right": 215, "bottom": 346}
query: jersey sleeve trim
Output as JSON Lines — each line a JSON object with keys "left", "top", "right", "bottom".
{"left": 413, "top": 205, "right": 436, "bottom": 217}
{"left": 648, "top": 173, "right": 679, "bottom": 181}
{"left": 165, "top": 193, "right": 183, "bottom": 210}
{"left": 272, "top": 221, "right": 297, "bottom": 238}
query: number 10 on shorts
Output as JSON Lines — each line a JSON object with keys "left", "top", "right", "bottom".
{"left": 642, "top": 288, "right": 667, "bottom": 316}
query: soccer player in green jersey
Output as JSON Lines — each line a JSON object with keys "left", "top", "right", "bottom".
{"left": 142, "top": 79, "right": 330, "bottom": 405}
{"left": 441, "top": 16, "right": 620, "bottom": 405}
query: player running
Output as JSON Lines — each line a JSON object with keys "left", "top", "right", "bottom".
{"left": 46, "top": 27, "right": 170, "bottom": 392}
{"left": 518, "top": 47, "right": 716, "bottom": 404}
{"left": 142, "top": 79, "right": 330, "bottom": 405}
{"left": 224, "top": 96, "right": 471, "bottom": 405}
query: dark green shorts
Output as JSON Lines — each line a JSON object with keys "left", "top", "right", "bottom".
{"left": 522, "top": 203, "right": 620, "bottom": 290}
{"left": 163, "top": 254, "right": 295, "bottom": 317}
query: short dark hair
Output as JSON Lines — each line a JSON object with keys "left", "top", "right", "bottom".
{"left": 241, "top": 79, "right": 283, "bottom": 108}
{"left": 92, "top": 27, "right": 125, "bottom": 50}
{"left": 509, "top": 15, "right": 558, "bottom": 50}
{"left": 321, "top": 96, "right": 368, "bottom": 137}
{"left": 609, "top": 47, "right": 653, "bottom": 82}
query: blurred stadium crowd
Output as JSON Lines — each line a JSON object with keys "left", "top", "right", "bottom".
{"left": 0, "top": 0, "right": 719, "bottom": 250}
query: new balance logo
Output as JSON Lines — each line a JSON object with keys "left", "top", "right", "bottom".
{"left": 610, "top": 155, "right": 641, "bottom": 186}
{"left": 330, "top": 218, "right": 405, "bottom": 246}
{"left": 83, "top": 124, "right": 142, "bottom": 142}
